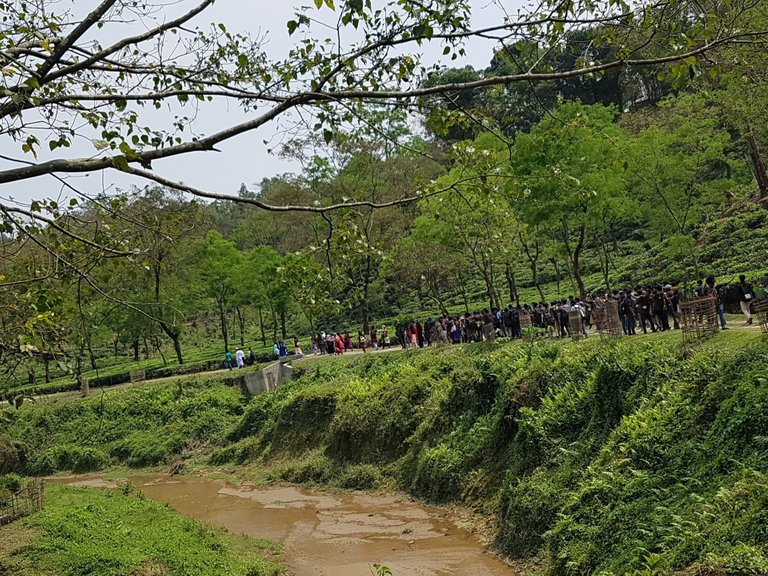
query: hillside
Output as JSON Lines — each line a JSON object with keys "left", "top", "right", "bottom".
{"left": 3, "top": 330, "right": 768, "bottom": 574}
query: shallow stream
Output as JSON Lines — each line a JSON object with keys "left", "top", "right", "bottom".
{"left": 64, "top": 475, "right": 516, "bottom": 576}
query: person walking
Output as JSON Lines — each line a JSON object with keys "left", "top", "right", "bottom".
{"left": 225, "top": 349, "right": 233, "bottom": 370}
{"left": 703, "top": 275, "right": 727, "bottom": 330}
{"left": 235, "top": 347, "right": 245, "bottom": 368}
{"left": 737, "top": 274, "right": 755, "bottom": 325}
{"left": 381, "top": 325, "right": 390, "bottom": 348}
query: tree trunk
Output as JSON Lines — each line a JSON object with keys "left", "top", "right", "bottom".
{"left": 456, "top": 272, "right": 470, "bottom": 313}
{"left": 77, "top": 278, "right": 97, "bottom": 370}
{"left": 268, "top": 302, "right": 278, "bottom": 341}
{"left": 132, "top": 339, "right": 140, "bottom": 361}
{"left": 427, "top": 280, "right": 450, "bottom": 317}
{"left": 170, "top": 333, "right": 183, "bottom": 364}
{"left": 569, "top": 223, "right": 588, "bottom": 299}
{"left": 158, "top": 321, "right": 183, "bottom": 364}
{"left": 551, "top": 257, "right": 562, "bottom": 297}
{"left": 505, "top": 263, "right": 519, "bottom": 306}
{"left": 280, "top": 308, "right": 287, "bottom": 340}
{"left": 153, "top": 335, "right": 167, "bottom": 366}
{"left": 76, "top": 355, "right": 88, "bottom": 398}
{"left": 520, "top": 234, "right": 545, "bottom": 302}
{"left": 258, "top": 306, "right": 266, "bottom": 346}
{"left": 601, "top": 237, "right": 612, "bottom": 293}
{"left": 235, "top": 306, "right": 246, "bottom": 347}
{"left": 746, "top": 123, "right": 768, "bottom": 200}
{"left": 217, "top": 299, "right": 229, "bottom": 353}
{"left": 44, "top": 355, "right": 51, "bottom": 383}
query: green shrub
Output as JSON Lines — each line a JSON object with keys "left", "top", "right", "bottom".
{"left": 0, "top": 434, "right": 26, "bottom": 473}
{"left": 28, "top": 444, "right": 109, "bottom": 474}
{"left": 0, "top": 472, "right": 22, "bottom": 493}
{"left": 411, "top": 444, "right": 467, "bottom": 502}
{"left": 338, "top": 464, "right": 383, "bottom": 490}
{"left": 109, "top": 430, "right": 185, "bottom": 467}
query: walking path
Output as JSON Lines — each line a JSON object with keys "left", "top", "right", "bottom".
{"left": 31, "top": 321, "right": 763, "bottom": 404}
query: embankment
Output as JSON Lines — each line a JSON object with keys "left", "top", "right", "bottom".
{"left": 3, "top": 331, "right": 768, "bottom": 574}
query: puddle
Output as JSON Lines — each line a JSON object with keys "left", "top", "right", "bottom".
{"left": 61, "top": 475, "right": 516, "bottom": 576}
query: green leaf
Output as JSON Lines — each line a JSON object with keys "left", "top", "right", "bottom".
{"left": 323, "top": 129, "right": 333, "bottom": 144}
{"left": 314, "top": 0, "right": 323, "bottom": 8}
{"left": 112, "top": 155, "right": 131, "bottom": 172}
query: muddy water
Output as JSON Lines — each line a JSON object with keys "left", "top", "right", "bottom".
{"left": 65, "top": 475, "right": 515, "bottom": 576}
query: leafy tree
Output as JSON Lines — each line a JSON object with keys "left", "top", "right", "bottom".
{"left": 202, "top": 232, "right": 242, "bottom": 354}
{"left": 416, "top": 134, "right": 515, "bottom": 310}
{"left": 385, "top": 237, "right": 461, "bottom": 316}
{"left": 0, "top": 0, "right": 760, "bottom": 333}
{"left": 510, "top": 102, "right": 629, "bottom": 297}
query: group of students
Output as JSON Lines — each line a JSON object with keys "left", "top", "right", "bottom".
{"left": 310, "top": 326, "right": 394, "bottom": 355}
{"left": 224, "top": 346, "right": 256, "bottom": 369}
{"left": 350, "top": 272, "right": 768, "bottom": 350}
{"left": 227, "top": 272, "right": 768, "bottom": 363}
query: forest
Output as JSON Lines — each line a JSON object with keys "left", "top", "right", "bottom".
{"left": 2, "top": 1, "right": 768, "bottom": 392}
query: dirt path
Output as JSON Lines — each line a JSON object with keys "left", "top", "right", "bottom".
{"left": 33, "top": 322, "right": 762, "bottom": 404}
{"left": 32, "top": 344, "right": 407, "bottom": 403}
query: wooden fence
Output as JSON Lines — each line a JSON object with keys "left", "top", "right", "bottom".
{"left": 0, "top": 478, "right": 45, "bottom": 526}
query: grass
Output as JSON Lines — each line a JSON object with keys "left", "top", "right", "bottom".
{"left": 4, "top": 327, "right": 768, "bottom": 575}
{"left": 2, "top": 375, "right": 249, "bottom": 475}
{"left": 0, "top": 483, "right": 283, "bottom": 576}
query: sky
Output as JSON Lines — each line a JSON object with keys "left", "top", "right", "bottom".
{"left": 1, "top": 0, "right": 527, "bottom": 205}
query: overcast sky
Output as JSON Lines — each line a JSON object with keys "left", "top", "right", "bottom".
{"left": 2, "top": 1, "right": 526, "bottom": 205}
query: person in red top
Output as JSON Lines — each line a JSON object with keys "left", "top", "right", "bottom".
{"left": 369, "top": 326, "right": 378, "bottom": 350}
{"left": 334, "top": 333, "right": 344, "bottom": 355}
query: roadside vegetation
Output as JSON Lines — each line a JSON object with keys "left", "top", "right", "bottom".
{"left": 3, "top": 330, "right": 768, "bottom": 575}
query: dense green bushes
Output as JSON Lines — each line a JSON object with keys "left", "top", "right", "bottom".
{"left": 1, "top": 377, "right": 246, "bottom": 475}
{"left": 4, "top": 332, "right": 768, "bottom": 575}
{"left": 212, "top": 333, "right": 768, "bottom": 575}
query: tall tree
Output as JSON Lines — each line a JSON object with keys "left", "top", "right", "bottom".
{"left": 511, "top": 102, "right": 628, "bottom": 297}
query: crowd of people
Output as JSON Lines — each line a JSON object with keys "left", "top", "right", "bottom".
{"left": 222, "top": 273, "right": 768, "bottom": 364}
{"left": 305, "top": 272, "right": 768, "bottom": 354}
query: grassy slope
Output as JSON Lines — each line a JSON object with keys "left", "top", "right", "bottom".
{"left": 1, "top": 375, "right": 247, "bottom": 475}
{"left": 3, "top": 330, "right": 768, "bottom": 575}
{"left": 9, "top": 204, "right": 768, "bottom": 397}
{"left": 216, "top": 330, "right": 768, "bottom": 575}
{"left": 0, "top": 484, "right": 282, "bottom": 576}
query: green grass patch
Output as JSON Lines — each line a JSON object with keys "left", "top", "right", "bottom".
{"left": 0, "top": 484, "right": 283, "bottom": 576}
